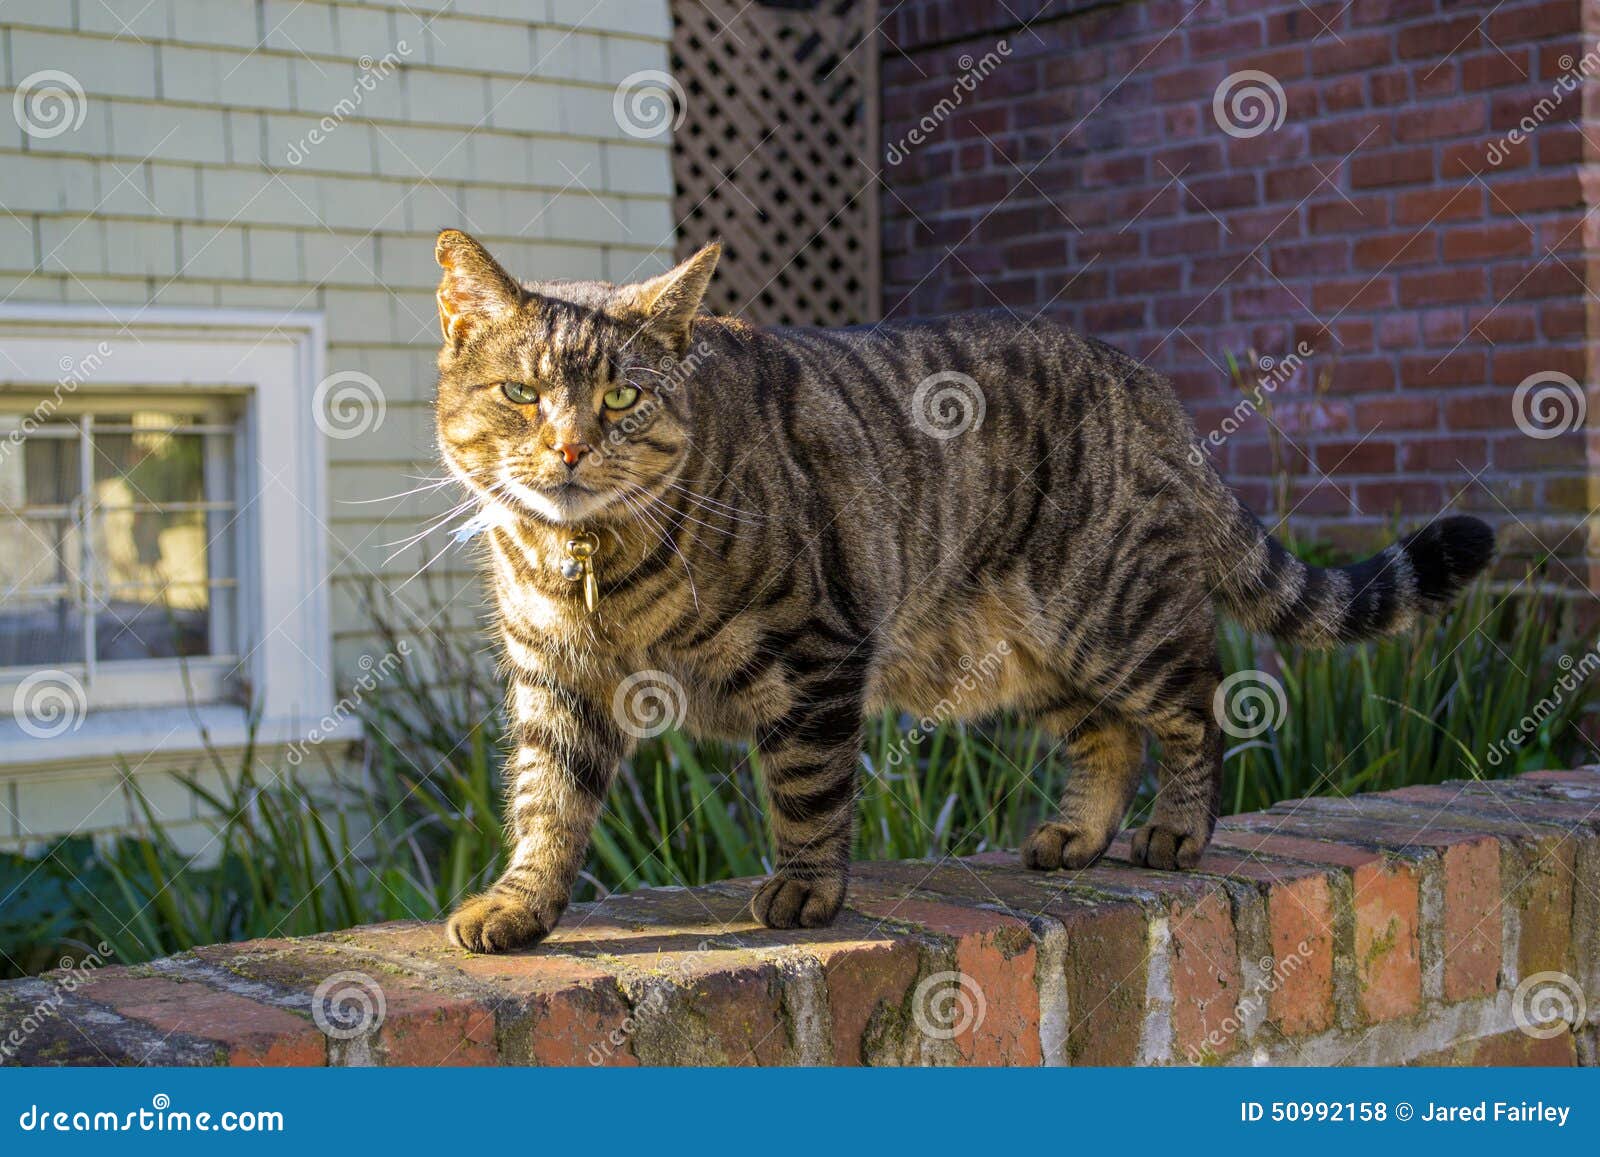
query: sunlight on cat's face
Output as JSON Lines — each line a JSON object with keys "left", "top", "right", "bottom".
{"left": 431, "top": 231, "right": 718, "bottom": 526}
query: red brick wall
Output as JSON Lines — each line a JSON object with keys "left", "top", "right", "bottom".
{"left": 4, "top": 768, "right": 1595, "bottom": 1064}
{"left": 879, "top": 0, "right": 1595, "bottom": 582}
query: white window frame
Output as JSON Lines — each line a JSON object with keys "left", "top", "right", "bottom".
{"left": 0, "top": 304, "right": 346, "bottom": 768}
{"left": 0, "top": 393, "right": 246, "bottom": 708}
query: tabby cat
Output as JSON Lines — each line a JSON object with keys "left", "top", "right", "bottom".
{"left": 432, "top": 228, "right": 1494, "bottom": 953}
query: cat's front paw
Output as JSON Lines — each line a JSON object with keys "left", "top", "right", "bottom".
{"left": 750, "top": 873, "right": 846, "bottom": 929}
{"left": 1021, "top": 821, "right": 1111, "bottom": 870}
{"left": 1129, "top": 820, "right": 1209, "bottom": 870}
{"left": 446, "top": 891, "right": 549, "bottom": 953}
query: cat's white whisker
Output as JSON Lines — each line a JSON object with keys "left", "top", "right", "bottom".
{"left": 342, "top": 477, "right": 460, "bottom": 505}
{"left": 619, "top": 489, "right": 700, "bottom": 611}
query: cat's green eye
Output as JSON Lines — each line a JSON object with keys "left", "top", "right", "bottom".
{"left": 602, "top": 385, "right": 640, "bottom": 411}
{"left": 501, "top": 381, "right": 540, "bottom": 405}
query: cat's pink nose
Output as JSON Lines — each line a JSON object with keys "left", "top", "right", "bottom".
{"left": 555, "top": 439, "right": 590, "bottom": 467}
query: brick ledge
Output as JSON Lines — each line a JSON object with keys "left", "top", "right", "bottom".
{"left": 3, "top": 770, "right": 1597, "bottom": 1066}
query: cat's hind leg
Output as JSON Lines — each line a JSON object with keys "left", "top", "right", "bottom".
{"left": 1129, "top": 686, "right": 1223, "bottom": 871}
{"left": 1022, "top": 709, "right": 1144, "bottom": 871}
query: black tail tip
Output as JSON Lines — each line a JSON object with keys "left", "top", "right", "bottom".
{"left": 1402, "top": 515, "right": 1495, "bottom": 605}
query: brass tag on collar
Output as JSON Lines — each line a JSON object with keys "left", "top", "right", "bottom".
{"left": 563, "top": 532, "right": 601, "bottom": 613}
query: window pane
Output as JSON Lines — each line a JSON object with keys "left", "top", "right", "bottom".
{"left": 0, "top": 403, "right": 239, "bottom": 674}
{"left": 92, "top": 510, "right": 231, "bottom": 662}
{"left": 95, "top": 585, "right": 212, "bottom": 661}
{"left": 92, "top": 508, "right": 213, "bottom": 589}
{"left": 0, "top": 594, "right": 84, "bottom": 667}
{"left": 0, "top": 418, "right": 80, "bottom": 510}
{"left": 92, "top": 417, "right": 209, "bottom": 506}
{"left": 0, "top": 515, "right": 79, "bottom": 594}
{"left": 0, "top": 421, "right": 83, "bottom": 667}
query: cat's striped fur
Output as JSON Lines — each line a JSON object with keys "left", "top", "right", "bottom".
{"left": 432, "top": 229, "right": 1494, "bottom": 953}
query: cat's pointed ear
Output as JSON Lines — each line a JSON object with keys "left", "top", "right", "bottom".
{"left": 618, "top": 242, "right": 720, "bottom": 349}
{"left": 435, "top": 229, "right": 521, "bottom": 347}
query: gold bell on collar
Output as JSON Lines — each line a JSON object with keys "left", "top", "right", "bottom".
{"left": 562, "top": 532, "right": 600, "bottom": 612}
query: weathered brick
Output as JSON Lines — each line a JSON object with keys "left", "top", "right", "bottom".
{"left": 812, "top": 938, "right": 922, "bottom": 1066}
{"left": 1410, "top": 1029, "right": 1578, "bottom": 1066}
{"left": 1439, "top": 838, "right": 1504, "bottom": 1000}
{"left": 1249, "top": 808, "right": 1504, "bottom": 1002}
{"left": 192, "top": 940, "right": 498, "bottom": 1066}
{"left": 1058, "top": 900, "right": 1151, "bottom": 1065}
{"left": 75, "top": 972, "right": 324, "bottom": 1066}
{"left": 848, "top": 890, "right": 1041, "bottom": 1065}
{"left": 1166, "top": 887, "right": 1245, "bottom": 1061}
{"left": 1212, "top": 824, "right": 1422, "bottom": 1024}
{"left": 1195, "top": 851, "right": 1338, "bottom": 1037}
{"left": 1291, "top": 787, "right": 1585, "bottom": 981}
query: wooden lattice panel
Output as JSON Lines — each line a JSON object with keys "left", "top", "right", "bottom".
{"left": 671, "top": 0, "right": 881, "bottom": 327}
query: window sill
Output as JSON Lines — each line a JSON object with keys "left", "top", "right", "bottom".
{"left": 0, "top": 705, "right": 363, "bottom": 776}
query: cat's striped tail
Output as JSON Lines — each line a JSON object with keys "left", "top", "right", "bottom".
{"left": 1202, "top": 484, "right": 1495, "bottom": 647}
